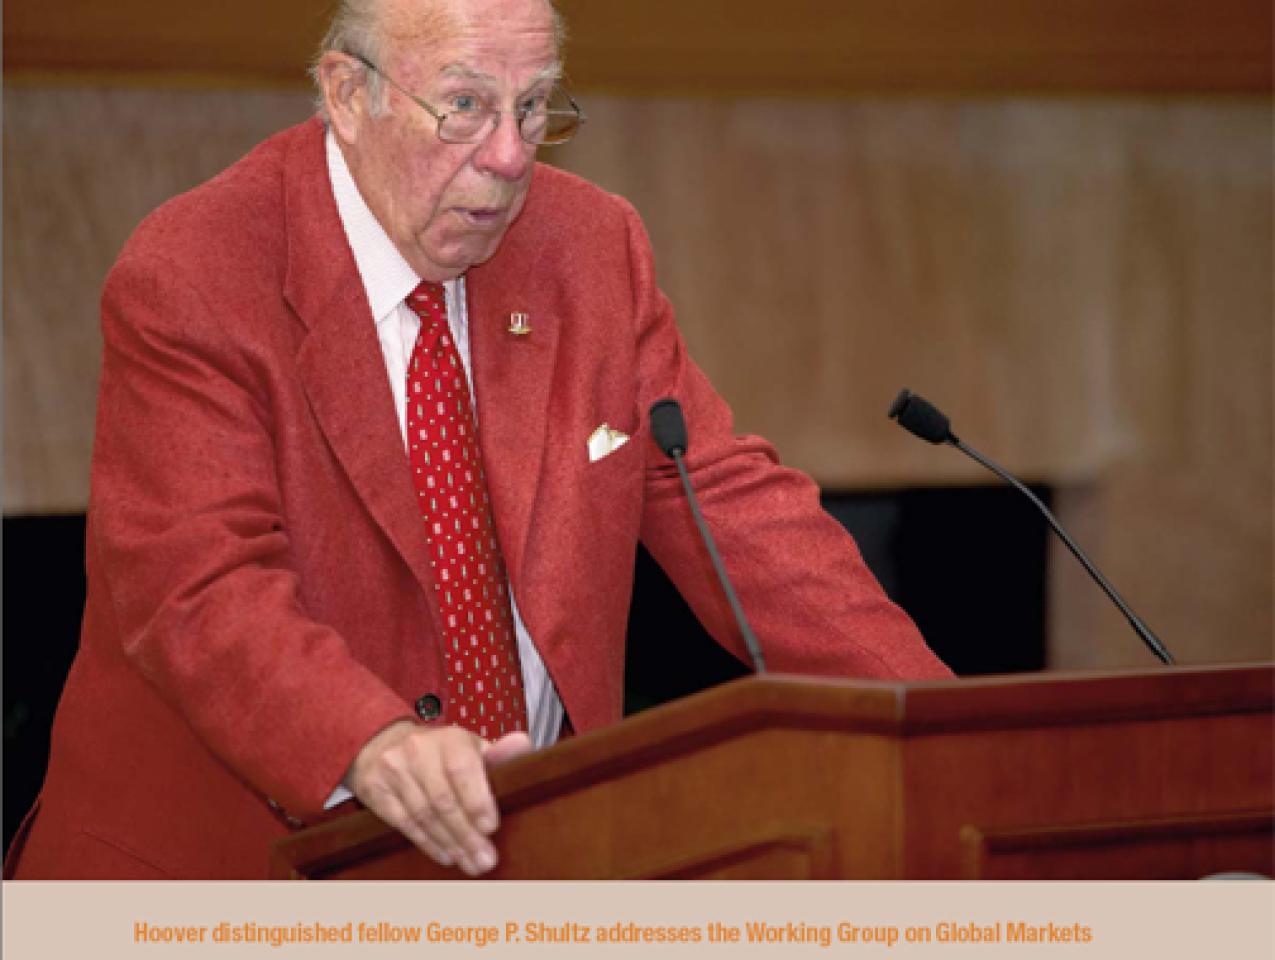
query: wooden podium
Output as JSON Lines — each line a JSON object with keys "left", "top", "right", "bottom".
{"left": 271, "top": 664, "right": 1273, "bottom": 880}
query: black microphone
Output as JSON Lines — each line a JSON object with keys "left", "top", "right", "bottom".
{"left": 649, "top": 399, "right": 766, "bottom": 673}
{"left": 887, "top": 388, "right": 955, "bottom": 444}
{"left": 888, "top": 388, "right": 1175, "bottom": 666}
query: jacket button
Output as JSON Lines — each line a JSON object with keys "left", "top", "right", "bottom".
{"left": 415, "top": 694, "right": 442, "bottom": 720}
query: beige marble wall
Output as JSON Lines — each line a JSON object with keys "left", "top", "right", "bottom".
{"left": 3, "top": 85, "right": 1270, "bottom": 665}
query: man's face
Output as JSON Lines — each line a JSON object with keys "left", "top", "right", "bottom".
{"left": 337, "top": 0, "right": 559, "bottom": 281}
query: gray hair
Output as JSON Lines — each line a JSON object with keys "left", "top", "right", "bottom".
{"left": 310, "top": 0, "right": 390, "bottom": 117}
{"left": 309, "top": 0, "right": 566, "bottom": 119}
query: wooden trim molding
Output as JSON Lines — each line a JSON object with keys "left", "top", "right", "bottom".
{"left": 960, "top": 811, "right": 1275, "bottom": 879}
{"left": 5, "top": 0, "right": 1272, "bottom": 94}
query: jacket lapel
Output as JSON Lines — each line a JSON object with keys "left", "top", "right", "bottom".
{"left": 466, "top": 183, "right": 559, "bottom": 595}
{"left": 282, "top": 121, "right": 439, "bottom": 613}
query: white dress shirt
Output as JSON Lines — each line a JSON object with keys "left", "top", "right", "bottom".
{"left": 324, "top": 131, "right": 562, "bottom": 798}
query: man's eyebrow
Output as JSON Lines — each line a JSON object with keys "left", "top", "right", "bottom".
{"left": 438, "top": 63, "right": 493, "bottom": 82}
{"left": 437, "top": 62, "right": 564, "bottom": 86}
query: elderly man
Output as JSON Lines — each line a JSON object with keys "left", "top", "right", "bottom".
{"left": 8, "top": 0, "right": 949, "bottom": 880}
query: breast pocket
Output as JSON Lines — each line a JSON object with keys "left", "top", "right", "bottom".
{"left": 579, "top": 422, "right": 645, "bottom": 538}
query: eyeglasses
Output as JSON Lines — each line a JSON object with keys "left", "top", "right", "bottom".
{"left": 353, "top": 54, "right": 585, "bottom": 146}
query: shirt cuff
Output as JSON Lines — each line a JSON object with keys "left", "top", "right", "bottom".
{"left": 324, "top": 784, "right": 355, "bottom": 809}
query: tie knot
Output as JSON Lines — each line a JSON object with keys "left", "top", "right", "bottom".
{"left": 407, "top": 281, "right": 448, "bottom": 357}
{"left": 407, "top": 281, "right": 447, "bottom": 321}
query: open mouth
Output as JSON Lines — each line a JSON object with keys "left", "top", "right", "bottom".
{"left": 458, "top": 207, "right": 506, "bottom": 227}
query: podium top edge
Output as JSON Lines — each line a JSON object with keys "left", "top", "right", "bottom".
{"left": 715, "top": 662, "right": 1275, "bottom": 731}
{"left": 489, "top": 663, "right": 1272, "bottom": 803}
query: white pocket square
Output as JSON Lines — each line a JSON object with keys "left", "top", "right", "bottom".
{"left": 587, "top": 423, "right": 630, "bottom": 463}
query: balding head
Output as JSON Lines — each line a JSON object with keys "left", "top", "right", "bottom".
{"left": 312, "top": 0, "right": 563, "bottom": 113}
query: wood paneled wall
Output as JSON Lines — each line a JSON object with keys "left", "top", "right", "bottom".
{"left": 552, "top": 98, "right": 1271, "bottom": 485}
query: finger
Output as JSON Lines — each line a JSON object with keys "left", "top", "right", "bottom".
{"left": 361, "top": 783, "right": 456, "bottom": 869}
{"left": 391, "top": 770, "right": 471, "bottom": 868}
{"left": 481, "top": 730, "right": 534, "bottom": 766}
{"left": 423, "top": 730, "right": 501, "bottom": 873}
{"left": 443, "top": 731, "right": 509, "bottom": 836}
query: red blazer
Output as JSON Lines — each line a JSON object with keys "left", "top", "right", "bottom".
{"left": 10, "top": 119, "right": 949, "bottom": 879}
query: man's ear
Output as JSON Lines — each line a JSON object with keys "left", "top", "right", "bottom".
{"left": 317, "top": 52, "right": 372, "bottom": 144}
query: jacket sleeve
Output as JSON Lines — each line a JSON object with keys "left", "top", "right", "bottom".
{"left": 90, "top": 251, "right": 415, "bottom": 817}
{"left": 616, "top": 200, "right": 953, "bottom": 680}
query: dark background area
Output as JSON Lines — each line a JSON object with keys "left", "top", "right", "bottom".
{"left": 3, "top": 485, "right": 1049, "bottom": 851}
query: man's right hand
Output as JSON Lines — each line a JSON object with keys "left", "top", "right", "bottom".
{"left": 345, "top": 720, "right": 533, "bottom": 876}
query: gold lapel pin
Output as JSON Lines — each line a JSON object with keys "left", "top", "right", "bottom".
{"left": 507, "top": 312, "right": 532, "bottom": 337}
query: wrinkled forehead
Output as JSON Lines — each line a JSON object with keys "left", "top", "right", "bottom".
{"left": 382, "top": 0, "right": 560, "bottom": 79}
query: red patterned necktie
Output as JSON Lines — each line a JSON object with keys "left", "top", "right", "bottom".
{"left": 404, "top": 281, "right": 527, "bottom": 738}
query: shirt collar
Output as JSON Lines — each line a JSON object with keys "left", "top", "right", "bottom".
{"left": 325, "top": 127, "right": 421, "bottom": 326}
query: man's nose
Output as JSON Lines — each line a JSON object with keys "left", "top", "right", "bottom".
{"left": 472, "top": 113, "right": 534, "bottom": 181}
